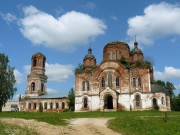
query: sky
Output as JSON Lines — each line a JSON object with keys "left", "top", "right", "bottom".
{"left": 0, "top": 0, "right": 180, "bottom": 100}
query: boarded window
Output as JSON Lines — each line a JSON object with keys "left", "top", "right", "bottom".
{"left": 135, "top": 94, "right": 141, "bottom": 107}
{"left": 101, "top": 78, "right": 105, "bottom": 88}
{"left": 108, "top": 73, "right": 112, "bottom": 88}
{"left": 116, "top": 77, "right": 120, "bottom": 87}
{"left": 56, "top": 103, "right": 59, "bottom": 109}
{"left": 133, "top": 78, "right": 136, "bottom": 88}
{"left": 83, "top": 97, "right": 88, "bottom": 108}
{"left": 50, "top": 103, "right": 53, "bottom": 109}
{"left": 138, "top": 78, "right": 141, "bottom": 87}
{"left": 62, "top": 102, "right": 65, "bottom": 109}
{"left": 86, "top": 81, "right": 90, "bottom": 91}
{"left": 44, "top": 102, "right": 47, "bottom": 109}
{"left": 82, "top": 81, "right": 85, "bottom": 91}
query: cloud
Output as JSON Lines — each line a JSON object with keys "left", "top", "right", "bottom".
{"left": 46, "top": 88, "right": 59, "bottom": 94}
{"left": 46, "top": 63, "right": 74, "bottom": 82}
{"left": 127, "top": 2, "right": 180, "bottom": 45}
{"left": 175, "top": 84, "right": 180, "bottom": 90}
{"left": 20, "top": 5, "right": 106, "bottom": 52}
{"left": 84, "top": 2, "right": 96, "bottom": 10}
{"left": 154, "top": 66, "right": 180, "bottom": 81}
{"left": 0, "top": 12, "right": 17, "bottom": 24}
{"left": 23, "top": 63, "right": 74, "bottom": 82}
{"left": 14, "top": 69, "right": 24, "bottom": 84}
{"left": 110, "top": 15, "right": 118, "bottom": 21}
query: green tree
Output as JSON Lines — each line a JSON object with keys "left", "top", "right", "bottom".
{"left": 0, "top": 53, "right": 17, "bottom": 112}
{"left": 165, "top": 81, "right": 175, "bottom": 99}
{"left": 68, "top": 88, "right": 75, "bottom": 111}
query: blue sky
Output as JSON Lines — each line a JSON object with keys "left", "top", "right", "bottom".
{"left": 0, "top": 0, "right": 180, "bottom": 100}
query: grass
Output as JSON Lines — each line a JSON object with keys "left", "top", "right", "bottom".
{"left": 0, "top": 121, "right": 39, "bottom": 135}
{"left": 0, "top": 111, "right": 180, "bottom": 135}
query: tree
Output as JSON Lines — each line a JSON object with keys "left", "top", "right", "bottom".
{"left": 0, "top": 53, "right": 17, "bottom": 112}
{"left": 165, "top": 81, "right": 175, "bottom": 99}
{"left": 68, "top": 88, "right": 75, "bottom": 111}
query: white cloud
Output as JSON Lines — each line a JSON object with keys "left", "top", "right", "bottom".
{"left": 127, "top": 2, "right": 180, "bottom": 45}
{"left": 46, "top": 63, "right": 74, "bottom": 82}
{"left": 110, "top": 15, "right": 118, "bottom": 21}
{"left": 14, "top": 69, "right": 24, "bottom": 84}
{"left": 23, "top": 63, "right": 74, "bottom": 82}
{"left": 84, "top": 2, "right": 96, "bottom": 10}
{"left": 175, "top": 84, "right": 180, "bottom": 90}
{"left": 0, "top": 12, "right": 17, "bottom": 24}
{"left": 46, "top": 88, "right": 59, "bottom": 94}
{"left": 20, "top": 5, "right": 106, "bottom": 52}
{"left": 154, "top": 66, "right": 180, "bottom": 81}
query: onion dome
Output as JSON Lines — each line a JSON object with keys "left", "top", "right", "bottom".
{"left": 131, "top": 41, "right": 143, "bottom": 54}
{"left": 83, "top": 48, "right": 96, "bottom": 67}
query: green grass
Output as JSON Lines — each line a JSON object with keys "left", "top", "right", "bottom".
{"left": 0, "top": 121, "right": 39, "bottom": 135}
{"left": 0, "top": 111, "right": 180, "bottom": 135}
{"left": 108, "top": 116, "right": 180, "bottom": 135}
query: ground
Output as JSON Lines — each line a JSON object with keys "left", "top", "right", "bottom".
{"left": 0, "top": 118, "right": 120, "bottom": 135}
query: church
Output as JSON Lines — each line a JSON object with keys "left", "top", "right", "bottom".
{"left": 19, "top": 52, "right": 69, "bottom": 112}
{"left": 75, "top": 41, "right": 171, "bottom": 111}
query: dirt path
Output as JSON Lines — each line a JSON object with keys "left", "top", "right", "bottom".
{"left": 0, "top": 118, "right": 120, "bottom": 135}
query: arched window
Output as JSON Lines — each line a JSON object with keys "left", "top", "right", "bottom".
{"left": 138, "top": 78, "right": 141, "bottom": 87}
{"left": 82, "top": 81, "right": 85, "bottom": 91}
{"left": 41, "top": 83, "right": 44, "bottom": 92}
{"left": 28, "top": 103, "right": 31, "bottom": 110}
{"left": 101, "top": 78, "right": 105, "bottom": 88}
{"left": 50, "top": 103, "right": 53, "bottom": 110}
{"left": 33, "top": 57, "right": 37, "bottom": 67}
{"left": 110, "top": 51, "right": 113, "bottom": 60}
{"left": 116, "top": 51, "right": 119, "bottom": 60}
{"left": 135, "top": 94, "right": 141, "bottom": 107}
{"left": 83, "top": 97, "right": 88, "bottom": 109}
{"left": 116, "top": 77, "right": 120, "bottom": 87}
{"left": 153, "top": 98, "right": 157, "bottom": 106}
{"left": 62, "top": 102, "right": 65, "bottom": 109}
{"left": 34, "top": 103, "right": 36, "bottom": 110}
{"left": 133, "top": 78, "right": 136, "bottom": 88}
{"left": 86, "top": 81, "right": 90, "bottom": 91}
{"left": 31, "top": 82, "right": 35, "bottom": 91}
{"left": 161, "top": 97, "right": 164, "bottom": 105}
{"left": 43, "top": 58, "right": 45, "bottom": 68}
{"left": 56, "top": 103, "right": 59, "bottom": 109}
{"left": 108, "top": 73, "right": 112, "bottom": 88}
{"left": 44, "top": 102, "right": 47, "bottom": 109}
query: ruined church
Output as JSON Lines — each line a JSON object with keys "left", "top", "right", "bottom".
{"left": 19, "top": 52, "right": 69, "bottom": 112}
{"left": 75, "top": 41, "right": 171, "bottom": 111}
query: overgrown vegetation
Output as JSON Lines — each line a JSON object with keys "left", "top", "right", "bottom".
{"left": 75, "top": 63, "right": 96, "bottom": 74}
{"left": 119, "top": 56, "right": 153, "bottom": 70}
{"left": 0, "top": 121, "right": 39, "bottom": 135}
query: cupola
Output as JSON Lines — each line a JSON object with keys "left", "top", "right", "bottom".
{"left": 83, "top": 48, "right": 96, "bottom": 68}
{"left": 131, "top": 41, "right": 144, "bottom": 62}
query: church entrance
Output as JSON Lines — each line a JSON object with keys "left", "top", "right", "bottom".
{"left": 104, "top": 95, "right": 113, "bottom": 109}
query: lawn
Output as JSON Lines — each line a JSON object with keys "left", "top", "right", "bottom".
{"left": 0, "top": 111, "right": 180, "bottom": 135}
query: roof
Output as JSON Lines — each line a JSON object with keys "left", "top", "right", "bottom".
{"left": 151, "top": 84, "right": 169, "bottom": 95}
{"left": 84, "top": 48, "right": 96, "bottom": 60}
{"left": 131, "top": 42, "right": 143, "bottom": 54}
{"left": 30, "top": 94, "right": 67, "bottom": 99}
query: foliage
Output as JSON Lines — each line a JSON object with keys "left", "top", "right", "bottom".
{"left": 38, "top": 103, "right": 43, "bottom": 112}
{"left": 75, "top": 63, "right": 84, "bottom": 73}
{"left": 68, "top": 88, "right": 75, "bottom": 111}
{"left": 119, "top": 56, "right": 153, "bottom": 70}
{"left": 171, "top": 95, "right": 180, "bottom": 111}
{"left": 23, "top": 96, "right": 30, "bottom": 100}
{"left": 0, "top": 53, "right": 17, "bottom": 112}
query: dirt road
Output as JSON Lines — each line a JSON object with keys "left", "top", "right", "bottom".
{"left": 0, "top": 118, "right": 120, "bottom": 135}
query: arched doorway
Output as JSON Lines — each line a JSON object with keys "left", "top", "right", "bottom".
{"left": 104, "top": 95, "right": 113, "bottom": 109}
{"left": 152, "top": 98, "right": 157, "bottom": 106}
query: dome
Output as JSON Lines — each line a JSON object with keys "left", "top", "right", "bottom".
{"left": 84, "top": 48, "right": 96, "bottom": 59}
{"left": 131, "top": 41, "right": 143, "bottom": 54}
{"left": 32, "top": 52, "right": 46, "bottom": 59}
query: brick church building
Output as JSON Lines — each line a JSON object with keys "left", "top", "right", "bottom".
{"left": 19, "top": 52, "right": 69, "bottom": 112}
{"left": 75, "top": 41, "right": 171, "bottom": 111}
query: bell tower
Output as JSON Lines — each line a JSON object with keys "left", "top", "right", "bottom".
{"left": 25, "top": 52, "right": 48, "bottom": 97}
